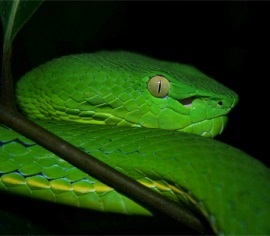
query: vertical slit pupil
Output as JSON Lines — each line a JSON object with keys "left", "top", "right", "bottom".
{"left": 158, "top": 80, "right": 162, "bottom": 94}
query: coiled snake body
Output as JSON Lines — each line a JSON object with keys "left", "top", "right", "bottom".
{"left": 0, "top": 51, "right": 269, "bottom": 234}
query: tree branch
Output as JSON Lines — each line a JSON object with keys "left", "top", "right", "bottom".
{"left": 0, "top": 6, "right": 211, "bottom": 231}
{"left": 0, "top": 106, "right": 211, "bottom": 234}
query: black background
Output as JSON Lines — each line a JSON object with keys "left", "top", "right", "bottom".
{"left": 1, "top": 1, "right": 269, "bottom": 234}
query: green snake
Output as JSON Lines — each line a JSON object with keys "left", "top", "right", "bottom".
{"left": 0, "top": 51, "right": 269, "bottom": 234}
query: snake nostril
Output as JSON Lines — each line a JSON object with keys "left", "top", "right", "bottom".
{"left": 217, "top": 101, "right": 223, "bottom": 107}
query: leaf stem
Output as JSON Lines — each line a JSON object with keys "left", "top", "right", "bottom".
{"left": 0, "top": 44, "right": 16, "bottom": 109}
{"left": 0, "top": 0, "right": 19, "bottom": 109}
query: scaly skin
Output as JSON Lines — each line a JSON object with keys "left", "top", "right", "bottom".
{"left": 0, "top": 51, "right": 269, "bottom": 234}
{"left": 16, "top": 51, "right": 237, "bottom": 137}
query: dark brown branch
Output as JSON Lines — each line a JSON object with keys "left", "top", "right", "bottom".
{"left": 0, "top": 31, "right": 210, "bottom": 234}
{"left": 0, "top": 106, "right": 211, "bottom": 234}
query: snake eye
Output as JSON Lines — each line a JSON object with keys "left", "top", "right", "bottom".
{"left": 147, "top": 75, "right": 170, "bottom": 98}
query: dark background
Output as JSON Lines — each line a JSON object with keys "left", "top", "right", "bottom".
{"left": 1, "top": 1, "right": 269, "bottom": 234}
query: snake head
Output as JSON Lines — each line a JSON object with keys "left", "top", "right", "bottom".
{"left": 16, "top": 51, "right": 238, "bottom": 138}
{"left": 141, "top": 63, "right": 238, "bottom": 137}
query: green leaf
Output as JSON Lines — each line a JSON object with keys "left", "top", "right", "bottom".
{"left": 0, "top": 0, "right": 44, "bottom": 50}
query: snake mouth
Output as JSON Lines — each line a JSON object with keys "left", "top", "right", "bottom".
{"left": 178, "top": 116, "right": 228, "bottom": 138}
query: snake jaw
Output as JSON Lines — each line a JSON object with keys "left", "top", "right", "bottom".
{"left": 178, "top": 116, "right": 228, "bottom": 138}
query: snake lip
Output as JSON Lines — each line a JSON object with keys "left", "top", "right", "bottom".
{"left": 177, "top": 116, "right": 228, "bottom": 138}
